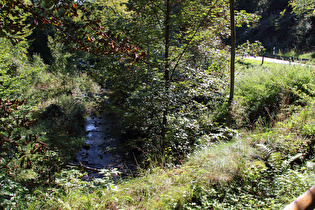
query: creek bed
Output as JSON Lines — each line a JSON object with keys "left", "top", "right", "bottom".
{"left": 71, "top": 111, "right": 138, "bottom": 179}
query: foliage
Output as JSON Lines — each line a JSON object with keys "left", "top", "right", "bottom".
{"left": 0, "top": 0, "right": 34, "bottom": 43}
{"left": 0, "top": 98, "right": 48, "bottom": 172}
{"left": 0, "top": 0, "right": 146, "bottom": 65}
{"left": 0, "top": 38, "right": 44, "bottom": 100}
{"left": 122, "top": 65, "right": 230, "bottom": 164}
{"left": 0, "top": 173, "right": 31, "bottom": 210}
{"left": 37, "top": 96, "right": 86, "bottom": 157}
{"left": 95, "top": 0, "right": 259, "bottom": 164}
{"left": 289, "top": 0, "right": 315, "bottom": 16}
{"left": 0, "top": 9, "right": 105, "bottom": 206}
{"left": 0, "top": 0, "right": 314, "bottom": 209}
{"left": 27, "top": 26, "right": 54, "bottom": 65}
{"left": 237, "top": 40, "right": 265, "bottom": 57}
{"left": 0, "top": 98, "right": 59, "bottom": 209}
{"left": 232, "top": 60, "right": 315, "bottom": 127}
{"left": 289, "top": 0, "right": 315, "bottom": 50}
{"left": 20, "top": 58, "right": 314, "bottom": 209}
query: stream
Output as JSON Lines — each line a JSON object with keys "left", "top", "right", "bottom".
{"left": 71, "top": 111, "right": 138, "bottom": 179}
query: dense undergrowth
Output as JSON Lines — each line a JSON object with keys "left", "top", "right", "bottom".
{"left": 11, "top": 58, "right": 313, "bottom": 209}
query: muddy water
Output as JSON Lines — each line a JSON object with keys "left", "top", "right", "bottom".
{"left": 72, "top": 112, "right": 137, "bottom": 178}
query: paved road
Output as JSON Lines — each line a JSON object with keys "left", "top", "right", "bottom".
{"left": 247, "top": 56, "right": 314, "bottom": 67}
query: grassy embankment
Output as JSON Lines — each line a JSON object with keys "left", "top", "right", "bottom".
{"left": 26, "top": 58, "right": 315, "bottom": 209}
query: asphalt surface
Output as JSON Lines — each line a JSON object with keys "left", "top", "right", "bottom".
{"left": 247, "top": 56, "right": 314, "bottom": 67}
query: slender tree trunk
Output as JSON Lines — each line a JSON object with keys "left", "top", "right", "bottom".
{"left": 227, "top": 0, "right": 235, "bottom": 127}
{"left": 161, "top": 0, "right": 171, "bottom": 157}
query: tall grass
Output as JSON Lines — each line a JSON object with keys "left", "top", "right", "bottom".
{"left": 233, "top": 60, "right": 315, "bottom": 128}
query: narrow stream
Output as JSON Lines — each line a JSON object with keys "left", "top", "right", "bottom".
{"left": 72, "top": 111, "right": 138, "bottom": 178}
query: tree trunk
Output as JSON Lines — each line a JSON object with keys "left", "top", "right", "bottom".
{"left": 161, "top": 0, "right": 171, "bottom": 157}
{"left": 227, "top": 0, "right": 235, "bottom": 127}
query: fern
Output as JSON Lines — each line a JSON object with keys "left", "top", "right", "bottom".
{"left": 255, "top": 143, "right": 274, "bottom": 160}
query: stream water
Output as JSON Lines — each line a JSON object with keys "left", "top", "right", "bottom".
{"left": 72, "top": 111, "right": 138, "bottom": 178}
